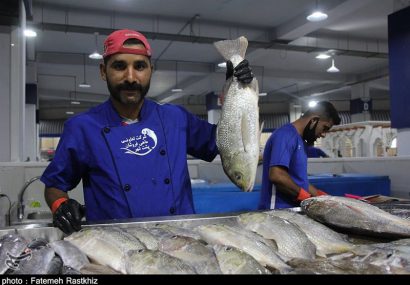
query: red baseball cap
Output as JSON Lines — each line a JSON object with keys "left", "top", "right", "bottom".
{"left": 103, "top": 29, "right": 152, "bottom": 58}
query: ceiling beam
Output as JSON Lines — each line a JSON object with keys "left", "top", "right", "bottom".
{"left": 32, "top": 22, "right": 388, "bottom": 59}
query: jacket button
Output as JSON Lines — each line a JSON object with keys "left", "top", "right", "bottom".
{"left": 164, "top": 178, "right": 170, "bottom": 184}
{"left": 169, "top": 207, "right": 175, "bottom": 214}
{"left": 103, "top": 127, "right": 110, "bottom": 133}
{"left": 160, "top": 149, "right": 166, "bottom": 155}
{"left": 124, "top": 184, "right": 131, "bottom": 191}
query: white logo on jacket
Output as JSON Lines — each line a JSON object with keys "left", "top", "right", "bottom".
{"left": 120, "top": 128, "right": 158, "bottom": 156}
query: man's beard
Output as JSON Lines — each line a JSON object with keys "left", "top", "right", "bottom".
{"left": 303, "top": 119, "right": 318, "bottom": 145}
{"left": 107, "top": 78, "right": 150, "bottom": 105}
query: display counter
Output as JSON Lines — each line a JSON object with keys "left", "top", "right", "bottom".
{"left": 192, "top": 173, "right": 391, "bottom": 214}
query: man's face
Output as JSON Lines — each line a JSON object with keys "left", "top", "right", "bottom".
{"left": 100, "top": 47, "right": 152, "bottom": 106}
{"left": 303, "top": 117, "right": 333, "bottom": 144}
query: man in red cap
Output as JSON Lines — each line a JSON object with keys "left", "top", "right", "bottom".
{"left": 41, "top": 29, "right": 254, "bottom": 234}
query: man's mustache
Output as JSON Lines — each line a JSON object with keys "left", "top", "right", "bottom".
{"left": 117, "top": 83, "right": 143, "bottom": 91}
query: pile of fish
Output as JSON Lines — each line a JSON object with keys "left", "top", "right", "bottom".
{"left": 1, "top": 196, "right": 410, "bottom": 274}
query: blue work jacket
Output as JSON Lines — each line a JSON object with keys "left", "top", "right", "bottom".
{"left": 41, "top": 99, "right": 218, "bottom": 221}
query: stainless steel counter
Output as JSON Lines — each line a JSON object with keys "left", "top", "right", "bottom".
{"left": 0, "top": 212, "right": 243, "bottom": 242}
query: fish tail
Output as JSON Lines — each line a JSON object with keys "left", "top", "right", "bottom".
{"left": 214, "top": 36, "right": 248, "bottom": 64}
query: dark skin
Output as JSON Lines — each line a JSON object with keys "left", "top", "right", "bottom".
{"left": 269, "top": 115, "right": 333, "bottom": 199}
{"left": 45, "top": 44, "right": 153, "bottom": 209}
{"left": 100, "top": 45, "right": 153, "bottom": 120}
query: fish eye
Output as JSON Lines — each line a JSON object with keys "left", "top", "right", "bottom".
{"left": 225, "top": 246, "right": 233, "bottom": 252}
{"left": 137, "top": 249, "right": 145, "bottom": 253}
{"left": 234, "top": 172, "right": 242, "bottom": 181}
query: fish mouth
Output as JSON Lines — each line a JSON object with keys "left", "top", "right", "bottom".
{"left": 242, "top": 180, "right": 255, "bottom": 192}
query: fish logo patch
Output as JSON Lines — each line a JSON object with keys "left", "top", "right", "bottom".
{"left": 120, "top": 128, "right": 157, "bottom": 156}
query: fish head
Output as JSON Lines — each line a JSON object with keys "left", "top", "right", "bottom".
{"left": 237, "top": 212, "right": 266, "bottom": 224}
{"left": 159, "top": 235, "right": 190, "bottom": 252}
{"left": 222, "top": 152, "right": 257, "bottom": 192}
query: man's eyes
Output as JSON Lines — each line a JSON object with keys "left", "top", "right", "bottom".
{"left": 111, "top": 61, "right": 147, "bottom": 70}
{"left": 134, "top": 61, "right": 148, "bottom": 70}
{"left": 111, "top": 62, "right": 127, "bottom": 70}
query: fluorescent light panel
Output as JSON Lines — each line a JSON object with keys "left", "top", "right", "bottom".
{"left": 316, "top": 54, "right": 331, "bottom": 59}
{"left": 78, "top": 83, "right": 91, "bottom": 88}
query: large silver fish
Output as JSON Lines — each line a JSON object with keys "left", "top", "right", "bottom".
{"left": 50, "top": 240, "right": 90, "bottom": 271}
{"left": 267, "top": 210, "right": 356, "bottom": 257}
{"left": 237, "top": 212, "right": 316, "bottom": 260}
{"left": 196, "top": 223, "right": 290, "bottom": 273}
{"left": 301, "top": 196, "right": 410, "bottom": 238}
{"left": 214, "top": 36, "right": 260, "bottom": 192}
{"left": 213, "top": 244, "right": 271, "bottom": 274}
{"left": 158, "top": 234, "right": 221, "bottom": 274}
{"left": 0, "top": 233, "right": 29, "bottom": 274}
{"left": 125, "top": 249, "right": 196, "bottom": 274}
{"left": 64, "top": 226, "right": 146, "bottom": 274}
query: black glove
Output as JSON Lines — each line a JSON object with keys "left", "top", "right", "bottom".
{"left": 225, "top": 59, "right": 254, "bottom": 84}
{"left": 53, "top": 199, "right": 86, "bottom": 235}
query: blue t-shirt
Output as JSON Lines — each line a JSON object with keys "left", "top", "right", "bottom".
{"left": 41, "top": 99, "right": 218, "bottom": 221}
{"left": 258, "top": 123, "right": 308, "bottom": 209}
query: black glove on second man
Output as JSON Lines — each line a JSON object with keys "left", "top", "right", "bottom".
{"left": 226, "top": 59, "right": 254, "bottom": 84}
{"left": 53, "top": 199, "right": 86, "bottom": 235}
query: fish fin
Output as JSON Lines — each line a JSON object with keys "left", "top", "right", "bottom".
{"left": 241, "top": 115, "right": 251, "bottom": 153}
{"left": 214, "top": 36, "right": 248, "bottom": 64}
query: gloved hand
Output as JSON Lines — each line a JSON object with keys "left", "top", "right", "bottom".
{"left": 315, "top": 189, "right": 328, "bottom": 196}
{"left": 226, "top": 59, "right": 254, "bottom": 84}
{"left": 52, "top": 198, "right": 86, "bottom": 235}
{"left": 296, "top": 188, "right": 312, "bottom": 202}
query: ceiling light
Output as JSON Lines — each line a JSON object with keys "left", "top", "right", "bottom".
{"left": 66, "top": 111, "right": 74, "bottom": 115}
{"left": 308, "top": 101, "right": 318, "bottom": 108}
{"left": 171, "top": 88, "right": 183, "bottom": 92}
{"left": 307, "top": 11, "right": 328, "bottom": 22}
{"left": 89, "top": 32, "right": 103, "bottom": 59}
{"left": 70, "top": 101, "right": 81, "bottom": 105}
{"left": 258, "top": 92, "right": 267, "bottom": 96}
{"left": 24, "top": 29, "right": 37, "bottom": 37}
{"left": 89, "top": 52, "right": 103, "bottom": 60}
{"left": 78, "top": 83, "right": 91, "bottom": 88}
{"left": 218, "top": 62, "right": 226, "bottom": 68}
{"left": 327, "top": 59, "right": 340, "bottom": 73}
{"left": 316, "top": 53, "right": 331, "bottom": 59}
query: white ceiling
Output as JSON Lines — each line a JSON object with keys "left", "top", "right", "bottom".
{"left": 22, "top": 0, "right": 410, "bottom": 119}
